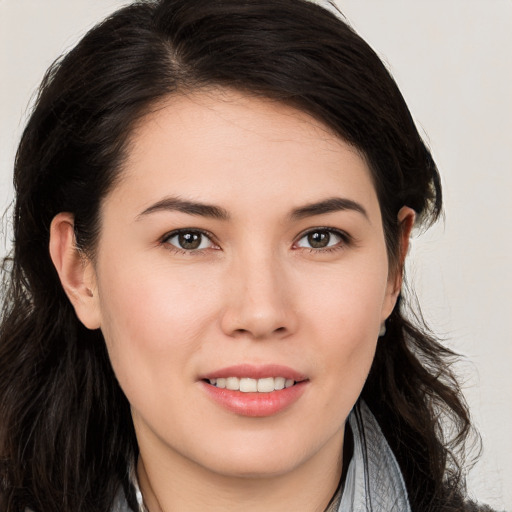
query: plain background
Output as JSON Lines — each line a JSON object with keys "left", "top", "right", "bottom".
{"left": 0, "top": 1, "right": 510, "bottom": 509}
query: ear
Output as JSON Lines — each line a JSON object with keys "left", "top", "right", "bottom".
{"left": 381, "top": 206, "right": 416, "bottom": 319}
{"left": 393, "top": 206, "right": 416, "bottom": 293}
{"left": 49, "top": 212, "right": 101, "bottom": 330}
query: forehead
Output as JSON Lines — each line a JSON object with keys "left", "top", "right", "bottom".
{"left": 111, "top": 89, "right": 379, "bottom": 220}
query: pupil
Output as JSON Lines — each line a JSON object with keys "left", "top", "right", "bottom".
{"left": 179, "top": 232, "right": 201, "bottom": 250}
{"left": 308, "top": 231, "right": 329, "bottom": 248}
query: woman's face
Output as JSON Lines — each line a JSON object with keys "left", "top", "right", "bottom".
{"left": 83, "top": 91, "right": 401, "bottom": 479}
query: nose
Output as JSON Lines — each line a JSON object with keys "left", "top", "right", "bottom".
{"left": 220, "top": 252, "right": 298, "bottom": 340}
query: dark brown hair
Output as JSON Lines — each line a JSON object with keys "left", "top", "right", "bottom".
{"left": 1, "top": 1, "right": 475, "bottom": 510}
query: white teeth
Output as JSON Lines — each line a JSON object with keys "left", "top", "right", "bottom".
{"left": 274, "top": 377, "right": 285, "bottom": 390}
{"left": 207, "top": 376, "right": 297, "bottom": 392}
{"left": 240, "top": 378, "right": 258, "bottom": 392}
{"left": 257, "top": 377, "right": 275, "bottom": 392}
{"left": 226, "top": 377, "right": 239, "bottom": 390}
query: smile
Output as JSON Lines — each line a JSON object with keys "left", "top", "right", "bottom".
{"left": 201, "top": 365, "right": 308, "bottom": 417}
{"left": 207, "top": 377, "right": 296, "bottom": 393}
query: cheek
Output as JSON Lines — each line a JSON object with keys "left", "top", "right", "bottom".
{"left": 95, "top": 259, "right": 220, "bottom": 391}
{"left": 298, "top": 256, "right": 389, "bottom": 386}
{"left": 300, "top": 255, "right": 390, "bottom": 331}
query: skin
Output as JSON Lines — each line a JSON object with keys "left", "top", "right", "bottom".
{"left": 50, "top": 90, "right": 414, "bottom": 512}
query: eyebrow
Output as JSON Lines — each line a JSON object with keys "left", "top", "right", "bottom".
{"left": 290, "top": 197, "right": 368, "bottom": 221}
{"left": 137, "top": 195, "right": 368, "bottom": 222}
{"left": 137, "top": 197, "right": 230, "bottom": 220}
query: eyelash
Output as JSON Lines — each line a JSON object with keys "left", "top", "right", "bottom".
{"left": 160, "top": 227, "right": 351, "bottom": 255}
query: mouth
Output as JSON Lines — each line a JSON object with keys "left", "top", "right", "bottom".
{"left": 205, "top": 376, "right": 298, "bottom": 393}
{"left": 200, "top": 365, "right": 308, "bottom": 417}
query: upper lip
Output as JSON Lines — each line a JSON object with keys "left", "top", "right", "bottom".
{"left": 200, "top": 364, "right": 307, "bottom": 381}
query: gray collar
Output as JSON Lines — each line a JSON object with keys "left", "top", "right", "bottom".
{"left": 113, "top": 401, "right": 410, "bottom": 512}
{"left": 336, "top": 401, "right": 411, "bottom": 512}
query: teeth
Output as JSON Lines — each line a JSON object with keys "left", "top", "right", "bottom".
{"left": 226, "top": 377, "right": 239, "bottom": 391}
{"left": 274, "top": 377, "right": 285, "bottom": 390}
{"left": 208, "top": 377, "right": 297, "bottom": 392}
{"left": 257, "top": 377, "right": 274, "bottom": 392}
{"left": 240, "top": 378, "right": 257, "bottom": 392}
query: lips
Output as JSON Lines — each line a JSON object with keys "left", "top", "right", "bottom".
{"left": 201, "top": 364, "right": 306, "bottom": 382}
{"left": 200, "top": 364, "right": 308, "bottom": 417}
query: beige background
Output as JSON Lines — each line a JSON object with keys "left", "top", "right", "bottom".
{"left": 1, "top": 1, "right": 510, "bottom": 509}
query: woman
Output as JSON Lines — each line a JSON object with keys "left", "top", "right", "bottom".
{"left": 0, "top": 0, "right": 496, "bottom": 511}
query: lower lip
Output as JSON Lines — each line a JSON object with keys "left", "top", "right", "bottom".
{"left": 201, "top": 381, "right": 308, "bottom": 417}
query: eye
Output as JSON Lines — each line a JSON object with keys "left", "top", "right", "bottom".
{"left": 295, "top": 229, "right": 346, "bottom": 250}
{"left": 163, "top": 230, "right": 215, "bottom": 251}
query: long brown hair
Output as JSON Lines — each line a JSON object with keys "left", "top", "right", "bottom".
{"left": 1, "top": 1, "right": 475, "bottom": 510}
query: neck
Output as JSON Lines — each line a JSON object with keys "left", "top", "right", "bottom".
{"left": 136, "top": 429, "right": 345, "bottom": 512}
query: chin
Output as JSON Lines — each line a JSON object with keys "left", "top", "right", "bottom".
{"left": 203, "top": 453, "right": 307, "bottom": 480}
{"left": 187, "top": 426, "right": 341, "bottom": 481}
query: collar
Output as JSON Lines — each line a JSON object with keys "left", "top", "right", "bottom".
{"left": 336, "top": 400, "right": 411, "bottom": 512}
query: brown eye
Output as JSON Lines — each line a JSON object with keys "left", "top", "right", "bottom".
{"left": 165, "top": 230, "right": 213, "bottom": 251}
{"left": 307, "top": 231, "right": 330, "bottom": 248}
{"left": 178, "top": 232, "right": 202, "bottom": 249}
{"left": 296, "top": 229, "right": 345, "bottom": 250}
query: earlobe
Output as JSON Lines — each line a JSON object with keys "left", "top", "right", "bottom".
{"left": 49, "top": 213, "right": 101, "bottom": 330}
